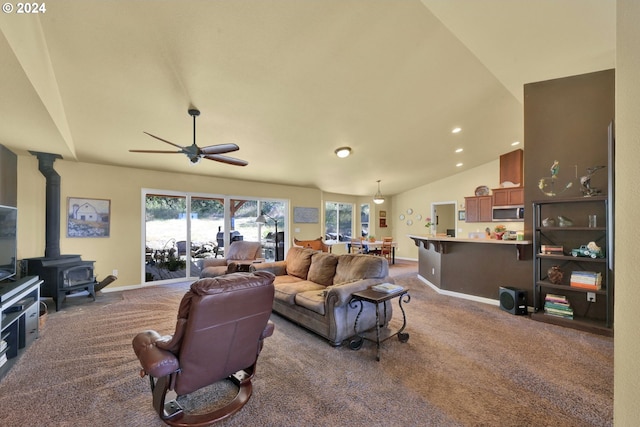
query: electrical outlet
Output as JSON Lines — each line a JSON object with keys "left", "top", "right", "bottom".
{"left": 587, "top": 292, "right": 596, "bottom": 302}
{"left": 113, "top": 269, "right": 118, "bottom": 277}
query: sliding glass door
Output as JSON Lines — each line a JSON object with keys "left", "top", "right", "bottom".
{"left": 143, "top": 190, "right": 287, "bottom": 283}
{"left": 144, "top": 194, "right": 188, "bottom": 282}
{"left": 255, "top": 200, "right": 286, "bottom": 261}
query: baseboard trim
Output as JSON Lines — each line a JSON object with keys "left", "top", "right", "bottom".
{"left": 416, "top": 274, "right": 499, "bottom": 307}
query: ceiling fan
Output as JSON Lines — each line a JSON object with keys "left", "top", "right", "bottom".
{"left": 129, "top": 109, "right": 248, "bottom": 166}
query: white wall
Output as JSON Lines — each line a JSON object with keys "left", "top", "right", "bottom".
{"left": 614, "top": 0, "right": 640, "bottom": 423}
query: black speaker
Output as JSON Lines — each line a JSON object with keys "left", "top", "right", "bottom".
{"left": 499, "top": 287, "right": 527, "bottom": 315}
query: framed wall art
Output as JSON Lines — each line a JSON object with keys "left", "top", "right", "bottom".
{"left": 293, "top": 207, "right": 319, "bottom": 223}
{"left": 67, "top": 197, "right": 111, "bottom": 238}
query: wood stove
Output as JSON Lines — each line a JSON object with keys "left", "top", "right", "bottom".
{"left": 24, "top": 255, "right": 97, "bottom": 311}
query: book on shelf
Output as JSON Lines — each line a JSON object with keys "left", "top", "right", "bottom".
{"left": 540, "top": 245, "right": 564, "bottom": 255}
{"left": 371, "top": 283, "right": 404, "bottom": 294}
{"left": 544, "top": 293, "right": 573, "bottom": 319}
{"left": 545, "top": 293, "right": 569, "bottom": 304}
{"left": 544, "top": 311, "right": 574, "bottom": 320}
{"left": 544, "top": 301, "right": 572, "bottom": 310}
{"left": 570, "top": 271, "right": 602, "bottom": 290}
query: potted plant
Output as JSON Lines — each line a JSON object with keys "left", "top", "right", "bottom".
{"left": 494, "top": 224, "right": 507, "bottom": 240}
{"left": 424, "top": 218, "right": 435, "bottom": 235}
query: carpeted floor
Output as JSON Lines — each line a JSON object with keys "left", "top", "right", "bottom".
{"left": 0, "top": 268, "right": 613, "bottom": 426}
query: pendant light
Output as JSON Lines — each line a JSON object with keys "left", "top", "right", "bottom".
{"left": 373, "top": 180, "right": 385, "bottom": 204}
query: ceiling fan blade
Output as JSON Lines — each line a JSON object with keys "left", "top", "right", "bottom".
{"left": 199, "top": 143, "right": 240, "bottom": 155}
{"left": 203, "top": 154, "right": 248, "bottom": 166}
{"left": 129, "top": 149, "right": 181, "bottom": 154}
{"left": 143, "top": 132, "right": 186, "bottom": 150}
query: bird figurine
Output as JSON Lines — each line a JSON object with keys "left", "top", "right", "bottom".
{"left": 550, "top": 160, "right": 560, "bottom": 178}
{"left": 580, "top": 165, "right": 606, "bottom": 197}
{"left": 538, "top": 160, "right": 573, "bottom": 197}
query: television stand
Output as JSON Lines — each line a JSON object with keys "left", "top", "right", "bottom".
{"left": 0, "top": 276, "right": 42, "bottom": 381}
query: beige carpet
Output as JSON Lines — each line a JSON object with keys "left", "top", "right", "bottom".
{"left": 0, "top": 271, "right": 613, "bottom": 427}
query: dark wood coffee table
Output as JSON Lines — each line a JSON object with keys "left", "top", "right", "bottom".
{"left": 348, "top": 287, "right": 410, "bottom": 361}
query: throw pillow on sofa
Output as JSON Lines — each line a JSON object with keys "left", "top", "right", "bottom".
{"left": 307, "top": 252, "right": 339, "bottom": 287}
{"left": 285, "top": 246, "right": 315, "bottom": 279}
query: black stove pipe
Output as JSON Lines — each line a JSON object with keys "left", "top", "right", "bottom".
{"left": 29, "top": 151, "right": 63, "bottom": 259}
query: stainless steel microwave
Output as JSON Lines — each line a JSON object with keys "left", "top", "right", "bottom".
{"left": 492, "top": 206, "right": 524, "bottom": 222}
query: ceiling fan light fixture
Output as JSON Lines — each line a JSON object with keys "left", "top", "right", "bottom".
{"left": 373, "top": 180, "right": 385, "bottom": 204}
{"left": 129, "top": 108, "right": 248, "bottom": 166}
{"left": 335, "top": 147, "right": 351, "bottom": 158}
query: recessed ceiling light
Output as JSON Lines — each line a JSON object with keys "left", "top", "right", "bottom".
{"left": 452, "top": 127, "right": 462, "bottom": 134}
{"left": 455, "top": 148, "right": 463, "bottom": 153}
{"left": 456, "top": 162, "right": 463, "bottom": 167}
{"left": 511, "top": 141, "right": 520, "bottom": 146}
{"left": 334, "top": 147, "right": 351, "bottom": 158}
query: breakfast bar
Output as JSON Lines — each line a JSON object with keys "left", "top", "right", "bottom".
{"left": 408, "top": 234, "right": 533, "bottom": 302}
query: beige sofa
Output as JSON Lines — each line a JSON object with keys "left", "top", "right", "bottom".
{"left": 252, "top": 247, "right": 394, "bottom": 346}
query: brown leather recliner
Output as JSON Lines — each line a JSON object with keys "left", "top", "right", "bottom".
{"left": 132, "top": 271, "right": 275, "bottom": 426}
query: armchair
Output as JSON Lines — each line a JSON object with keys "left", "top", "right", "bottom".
{"left": 132, "top": 271, "right": 276, "bottom": 426}
{"left": 199, "top": 241, "right": 263, "bottom": 278}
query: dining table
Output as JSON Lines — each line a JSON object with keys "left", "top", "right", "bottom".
{"left": 346, "top": 240, "right": 397, "bottom": 264}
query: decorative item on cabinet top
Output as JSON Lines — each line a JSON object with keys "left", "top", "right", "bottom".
{"left": 474, "top": 185, "right": 490, "bottom": 196}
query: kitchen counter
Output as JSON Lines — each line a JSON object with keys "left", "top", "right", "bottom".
{"left": 408, "top": 234, "right": 531, "bottom": 244}
{"left": 408, "top": 234, "right": 532, "bottom": 260}
{"left": 408, "top": 234, "right": 533, "bottom": 303}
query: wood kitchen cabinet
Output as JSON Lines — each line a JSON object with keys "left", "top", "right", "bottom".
{"left": 492, "top": 187, "right": 524, "bottom": 206}
{"left": 499, "top": 149, "right": 523, "bottom": 186}
{"left": 464, "top": 196, "right": 492, "bottom": 222}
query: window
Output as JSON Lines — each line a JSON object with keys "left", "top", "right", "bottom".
{"left": 325, "top": 202, "right": 353, "bottom": 242}
{"left": 360, "top": 203, "right": 370, "bottom": 238}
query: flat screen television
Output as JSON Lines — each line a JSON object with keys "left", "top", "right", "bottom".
{"left": 0, "top": 205, "right": 17, "bottom": 281}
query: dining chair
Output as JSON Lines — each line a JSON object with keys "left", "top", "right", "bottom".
{"left": 380, "top": 237, "right": 393, "bottom": 263}
{"left": 350, "top": 238, "right": 364, "bottom": 254}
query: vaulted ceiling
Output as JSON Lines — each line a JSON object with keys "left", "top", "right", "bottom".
{"left": 0, "top": 0, "right": 615, "bottom": 197}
